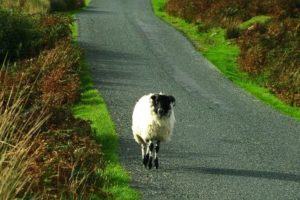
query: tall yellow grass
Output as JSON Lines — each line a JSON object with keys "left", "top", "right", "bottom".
{"left": 0, "top": 71, "right": 48, "bottom": 199}
{"left": 0, "top": 0, "right": 50, "bottom": 14}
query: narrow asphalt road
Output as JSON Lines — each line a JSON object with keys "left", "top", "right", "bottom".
{"left": 78, "top": 0, "right": 300, "bottom": 199}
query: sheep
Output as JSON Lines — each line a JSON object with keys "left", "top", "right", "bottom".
{"left": 132, "top": 93, "right": 176, "bottom": 169}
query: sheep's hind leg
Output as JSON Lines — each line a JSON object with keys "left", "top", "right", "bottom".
{"left": 154, "top": 140, "right": 160, "bottom": 169}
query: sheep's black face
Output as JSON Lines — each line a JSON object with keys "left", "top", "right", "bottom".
{"left": 151, "top": 94, "right": 175, "bottom": 118}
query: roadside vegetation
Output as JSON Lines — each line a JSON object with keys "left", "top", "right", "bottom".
{"left": 0, "top": 0, "right": 137, "bottom": 199}
{"left": 153, "top": 0, "right": 300, "bottom": 119}
{"left": 72, "top": 63, "right": 139, "bottom": 200}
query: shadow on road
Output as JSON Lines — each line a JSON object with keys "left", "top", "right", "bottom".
{"left": 79, "top": 9, "right": 113, "bottom": 15}
{"left": 167, "top": 166, "right": 300, "bottom": 183}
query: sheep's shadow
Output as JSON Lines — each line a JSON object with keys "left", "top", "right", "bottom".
{"left": 166, "top": 166, "right": 300, "bottom": 183}
{"left": 118, "top": 136, "right": 300, "bottom": 183}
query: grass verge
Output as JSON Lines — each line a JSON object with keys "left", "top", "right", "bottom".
{"left": 152, "top": 0, "right": 300, "bottom": 120}
{"left": 239, "top": 15, "right": 271, "bottom": 30}
{"left": 71, "top": 1, "right": 140, "bottom": 199}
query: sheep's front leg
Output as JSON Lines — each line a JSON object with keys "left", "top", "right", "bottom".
{"left": 143, "top": 140, "right": 154, "bottom": 169}
{"left": 148, "top": 141, "right": 154, "bottom": 169}
{"left": 154, "top": 140, "right": 160, "bottom": 169}
{"left": 143, "top": 141, "right": 150, "bottom": 167}
{"left": 141, "top": 143, "right": 146, "bottom": 160}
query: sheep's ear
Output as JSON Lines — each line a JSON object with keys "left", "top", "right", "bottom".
{"left": 151, "top": 94, "right": 158, "bottom": 102}
{"left": 169, "top": 95, "right": 175, "bottom": 105}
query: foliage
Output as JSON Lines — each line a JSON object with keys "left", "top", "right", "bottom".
{"left": 50, "top": 0, "right": 86, "bottom": 11}
{"left": 165, "top": 0, "right": 300, "bottom": 106}
{"left": 0, "top": 38, "right": 107, "bottom": 198}
{"left": 0, "top": 10, "right": 42, "bottom": 61}
{"left": 238, "top": 18, "right": 300, "bottom": 106}
{"left": 0, "top": 10, "right": 73, "bottom": 62}
{"left": 166, "top": 0, "right": 299, "bottom": 27}
{"left": 35, "top": 41, "right": 81, "bottom": 107}
{"left": 0, "top": 0, "right": 50, "bottom": 14}
{"left": 0, "top": 0, "right": 86, "bottom": 13}
{"left": 152, "top": 0, "right": 300, "bottom": 119}
{"left": 0, "top": 0, "right": 107, "bottom": 198}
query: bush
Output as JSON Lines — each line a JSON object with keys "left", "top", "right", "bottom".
{"left": 0, "top": 41, "right": 106, "bottom": 198}
{"left": 0, "top": 10, "right": 42, "bottom": 61}
{"left": 10, "top": 41, "right": 81, "bottom": 108}
{"left": 28, "top": 109, "right": 105, "bottom": 199}
{"left": 165, "top": 0, "right": 299, "bottom": 106}
{"left": 238, "top": 18, "right": 300, "bottom": 106}
{"left": 1, "top": 0, "right": 107, "bottom": 198}
{"left": 166, "top": 0, "right": 299, "bottom": 28}
{"left": 0, "top": 77, "right": 105, "bottom": 198}
{"left": 0, "top": 0, "right": 50, "bottom": 14}
{"left": 39, "top": 14, "right": 73, "bottom": 49}
{"left": 0, "top": 10, "right": 72, "bottom": 62}
{"left": 50, "top": 0, "right": 85, "bottom": 11}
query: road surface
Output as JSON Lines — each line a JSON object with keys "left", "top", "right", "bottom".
{"left": 77, "top": 0, "right": 300, "bottom": 199}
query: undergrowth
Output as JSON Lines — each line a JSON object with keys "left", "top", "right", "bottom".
{"left": 152, "top": 0, "right": 300, "bottom": 120}
{"left": 164, "top": 0, "right": 300, "bottom": 107}
{"left": 0, "top": 0, "right": 107, "bottom": 199}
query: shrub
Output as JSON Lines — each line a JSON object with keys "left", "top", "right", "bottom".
{"left": 238, "top": 18, "right": 300, "bottom": 105}
{"left": 166, "top": 0, "right": 299, "bottom": 28}
{"left": 238, "top": 23, "right": 268, "bottom": 74}
{"left": 27, "top": 111, "right": 105, "bottom": 199}
{"left": 165, "top": 0, "right": 300, "bottom": 106}
{"left": 39, "top": 14, "right": 73, "bottom": 49}
{"left": 0, "top": 10, "right": 42, "bottom": 61}
{"left": 50, "top": 0, "right": 85, "bottom": 11}
{"left": 11, "top": 41, "right": 81, "bottom": 108}
{"left": 0, "top": 43, "right": 106, "bottom": 198}
{"left": 0, "top": 10, "right": 72, "bottom": 62}
{"left": 0, "top": 0, "right": 50, "bottom": 14}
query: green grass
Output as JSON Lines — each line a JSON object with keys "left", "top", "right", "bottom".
{"left": 72, "top": 63, "right": 139, "bottom": 199}
{"left": 152, "top": 0, "right": 300, "bottom": 120}
{"left": 239, "top": 15, "right": 272, "bottom": 30}
{"left": 71, "top": 1, "right": 140, "bottom": 199}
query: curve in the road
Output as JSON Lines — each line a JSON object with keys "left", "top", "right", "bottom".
{"left": 78, "top": 0, "right": 300, "bottom": 199}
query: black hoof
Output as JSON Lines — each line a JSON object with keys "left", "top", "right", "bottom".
{"left": 143, "top": 154, "right": 149, "bottom": 167}
{"left": 148, "top": 157, "right": 153, "bottom": 169}
{"left": 154, "top": 157, "right": 159, "bottom": 169}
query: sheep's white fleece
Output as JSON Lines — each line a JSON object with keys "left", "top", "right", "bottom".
{"left": 132, "top": 93, "right": 175, "bottom": 144}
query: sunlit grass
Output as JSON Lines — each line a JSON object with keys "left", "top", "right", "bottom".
{"left": 72, "top": 62, "right": 140, "bottom": 199}
{"left": 152, "top": 0, "right": 300, "bottom": 120}
{"left": 239, "top": 15, "right": 272, "bottom": 30}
